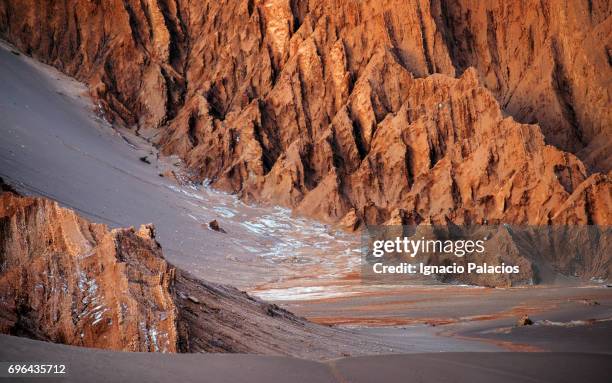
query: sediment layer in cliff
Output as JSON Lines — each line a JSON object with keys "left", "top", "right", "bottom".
{"left": 0, "top": 186, "right": 382, "bottom": 358}
{"left": 1, "top": 0, "right": 610, "bottom": 227}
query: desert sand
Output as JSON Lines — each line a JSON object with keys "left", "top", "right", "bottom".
{"left": 1, "top": 335, "right": 611, "bottom": 383}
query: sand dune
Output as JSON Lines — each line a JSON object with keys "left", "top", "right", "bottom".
{"left": 1, "top": 335, "right": 610, "bottom": 383}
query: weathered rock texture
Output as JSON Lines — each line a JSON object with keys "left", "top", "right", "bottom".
{"left": 1, "top": 0, "right": 610, "bottom": 227}
{"left": 0, "top": 187, "right": 392, "bottom": 358}
{"left": 0, "top": 191, "right": 178, "bottom": 352}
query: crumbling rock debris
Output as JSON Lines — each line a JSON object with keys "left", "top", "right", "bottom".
{"left": 517, "top": 315, "right": 534, "bottom": 326}
{"left": 159, "top": 170, "right": 178, "bottom": 182}
{"left": 208, "top": 219, "right": 226, "bottom": 233}
{"left": 1, "top": 0, "right": 609, "bottom": 227}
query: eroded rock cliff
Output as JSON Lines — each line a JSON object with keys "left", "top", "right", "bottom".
{"left": 0, "top": 191, "right": 178, "bottom": 351}
{"left": 1, "top": 0, "right": 610, "bottom": 227}
{"left": 367, "top": 224, "right": 611, "bottom": 287}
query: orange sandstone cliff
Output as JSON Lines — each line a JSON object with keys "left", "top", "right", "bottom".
{"left": 0, "top": 0, "right": 610, "bottom": 227}
{"left": 0, "top": 191, "right": 178, "bottom": 352}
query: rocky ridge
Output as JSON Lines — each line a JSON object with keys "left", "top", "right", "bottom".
{"left": 0, "top": 0, "right": 610, "bottom": 227}
{"left": 0, "top": 190, "right": 178, "bottom": 352}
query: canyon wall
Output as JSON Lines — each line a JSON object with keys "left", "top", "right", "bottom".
{"left": 0, "top": 191, "right": 178, "bottom": 352}
{"left": 0, "top": 0, "right": 610, "bottom": 227}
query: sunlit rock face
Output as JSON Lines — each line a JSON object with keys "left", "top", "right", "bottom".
{"left": 0, "top": 0, "right": 609, "bottom": 227}
{"left": 0, "top": 191, "right": 178, "bottom": 352}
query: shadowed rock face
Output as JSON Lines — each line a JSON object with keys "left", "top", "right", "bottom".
{"left": 0, "top": 1, "right": 610, "bottom": 227}
{"left": 377, "top": 225, "right": 612, "bottom": 287}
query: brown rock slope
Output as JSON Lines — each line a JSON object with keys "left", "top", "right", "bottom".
{"left": 0, "top": 191, "right": 178, "bottom": 352}
{"left": 0, "top": 0, "right": 610, "bottom": 226}
{"left": 0, "top": 187, "right": 387, "bottom": 358}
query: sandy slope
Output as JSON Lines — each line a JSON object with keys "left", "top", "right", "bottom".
{"left": 1, "top": 335, "right": 610, "bottom": 383}
{"left": 0, "top": 40, "right": 362, "bottom": 292}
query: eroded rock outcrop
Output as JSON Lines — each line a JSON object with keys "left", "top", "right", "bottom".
{"left": 423, "top": 224, "right": 610, "bottom": 286}
{"left": 0, "top": 187, "right": 389, "bottom": 358}
{"left": 0, "top": 0, "right": 610, "bottom": 227}
{"left": 430, "top": 0, "right": 612, "bottom": 170}
{"left": 0, "top": 191, "right": 178, "bottom": 352}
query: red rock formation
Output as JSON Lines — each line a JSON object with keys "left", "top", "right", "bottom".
{"left": 1, "top": 0, "right": 610, "bottom": 226}
{"left": 430, "top": 0, "right": 612, "bottom": 170}
{"left": 0, "top": 191, "right": 178, "bottom": 352}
